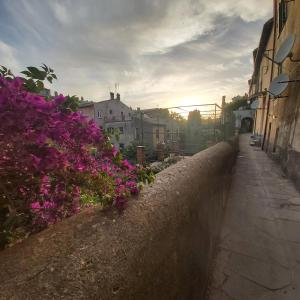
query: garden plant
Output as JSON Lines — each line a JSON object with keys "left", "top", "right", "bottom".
{"left": 0, "top": 66, "right": 155, "bottom": 249}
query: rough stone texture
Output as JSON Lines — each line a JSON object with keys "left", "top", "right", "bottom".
{"left": 284, "top": 149, "right": 300, "bottom": 192}
{"left": 208, "top": 134, "right": 300, "bottom": 300}
{"left": 0, "top": 139, "right": 238, "bottom": 300}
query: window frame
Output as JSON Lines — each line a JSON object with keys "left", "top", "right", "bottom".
{"left": 278, "top": 0, "right": 288, "bottom": 34}
{"left": 156, "top": 128, "right": 159, "bottom": 139}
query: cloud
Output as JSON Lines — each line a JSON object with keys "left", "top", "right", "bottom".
{"left": 49, "top": 2, "right": 71, "bottom": 25}
{"left": 0, "top": 0, "right": 272, "bottom": 108}
{"left": 0, "top": 40, "right": 20, "bottom": 70}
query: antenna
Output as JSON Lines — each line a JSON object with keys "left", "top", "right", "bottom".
{"left": 274, "top": 34, "right": 296, "bottom": 63}
{"left": 114, "top": 82, "right": 120, "bottom": 93}
{"left": 263, "top": 34, "right": 300, "bottom": 64}
{"left": 268, "top": 73, "right": 289, "bottom": 97}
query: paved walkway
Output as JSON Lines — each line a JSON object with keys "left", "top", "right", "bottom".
{"left": 208, "top": 134, "right": 300, "bottom": 300}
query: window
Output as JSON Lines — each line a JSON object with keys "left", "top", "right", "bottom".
{"left": 273, "top": 128, "right": 279, "bottom": 153}
{"left": 97, "top": 111, "right": 102, "bottom": 118}
{"left": 121, "top": 111, "right": 125, "bottom": 120}
{"left": 260, "top": 78, "right": 263, "bottom": 93}
{"left": 107, "top": 127, "right": 114, "bottom": 134}
{"left": 109, "top": 109, "right": 113, "bottom": 115}
{"left": 279, "top": 0, "right": 288, "bottom": 33}
{"left": 119, "top": 127, "right": 124, "bottom": 134}
{"left": 167, "top": 129, "right": 171, "bottom": 140}
{"left": 156, "top": 128, "right": 159, "bottom": 139}
{"left": 136, "top": 128, "right": 140, "bottom": 139}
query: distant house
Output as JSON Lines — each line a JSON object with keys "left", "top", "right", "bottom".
{"left": 134, "top": 109, "right": 166, "bottom": 154}
{"left": 78, "top": 101, "right": 95, "bottom": 119}
{"left": 142, "top": 108, "right": 182, "bottom": 152}
{"left": 39, "top": 88, "right": 51, "bottom": 98}
{"left": 79, "top": 93, "right": 166, "bottom": 154}
{"left": 79, "top": 93, "right": 135, "bottom": 150}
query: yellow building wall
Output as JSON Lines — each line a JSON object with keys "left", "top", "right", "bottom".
{"left": 251, "top": 0, "right": 300, "bottom": 188}
{"left": 264, "top": 0, "right": 300, "bottom": 154}
{"left": 254, "top": 26, "right": 275, "bottom": 137}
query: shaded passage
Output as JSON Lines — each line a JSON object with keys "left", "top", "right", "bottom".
{"left": 208, "top": 134, "right": 300, "bottom": 300}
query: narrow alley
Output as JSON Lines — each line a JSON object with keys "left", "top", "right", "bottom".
{"left": 208, "top": 134, "right": 300, "bottom": 300}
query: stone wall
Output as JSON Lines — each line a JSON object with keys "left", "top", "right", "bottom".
{"left": 0, "top": 138, "right": 238, "bottom": 300}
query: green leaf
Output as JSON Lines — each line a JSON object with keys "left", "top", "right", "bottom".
{"left": 20, "top": 71, "right": 32, "bottom": 77}
{"left": 41, "top": 64, "right": 49, "bottom": 72}
{"left": 24, "top": 79, "right": 38, "bottom": 93}
{"left": 36, "top": 80, "right": 44, "bottom": 91}
{"left": 47, "top": 76, "right": 53, "bottom": 83}
{"left": 27, "top": 67, "right": 47, "bottom": 80}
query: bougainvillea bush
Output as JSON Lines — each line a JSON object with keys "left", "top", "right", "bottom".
{"left": 0, "top": 77, "right": 153, "bottom": 248}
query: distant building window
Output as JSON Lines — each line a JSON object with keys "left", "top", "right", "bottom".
{"left": 279, "top": 0, "right": 288, "bottom": 33}
{"left": 135, "top": 128, "right": 140, "bottom": 140}
{"left": 167, "top": 129, "right": 171, "bottom": 140}
{"left": 121, "top": 111, "right": 125, "bottom": 121}
{"left": 97, "top": 111, "right": 102, "bottom": 118}
{"left": 156, "top": 128, "right": 159, "bottom": 139}
{"left": 128, "top": 113, "right": 131, "bottom": 117}
{"left": 119, "top": 127, "right": 124, "bottom": 134}
{"left": 107, "top": 127, "right": 114, "bottom": 134}
{"left": 109, "top": 109, "right": 113, "bottom": 114}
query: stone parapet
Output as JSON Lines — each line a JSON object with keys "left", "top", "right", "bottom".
{"left": 0, "top": 137, "right": 238, "bottom": 299}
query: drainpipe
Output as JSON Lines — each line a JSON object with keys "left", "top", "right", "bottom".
{"left": 262, "top": 0, "right": 277, "bottom": 150}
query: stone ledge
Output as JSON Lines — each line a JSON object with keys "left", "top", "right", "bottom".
{"left": 0, "top": 138, "right": 238, "bottom": 300}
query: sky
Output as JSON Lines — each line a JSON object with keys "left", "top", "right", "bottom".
{"left": 0, "top": 0, "right": 272, "bottom": 110}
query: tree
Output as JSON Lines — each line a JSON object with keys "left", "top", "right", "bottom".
{"left": 169, "top": 111, "right": 186, "bottom": 123}
{"left": 225, "top": 94, "right": 249, "bottom": 113}
{"left": 0, "top": 64, "right": 79, "bottom": 112}
{"left": 187, "top": 110, "right": 201, "bottom": 124}
{"left": 0, "top": 64, "right": 57, "bottom": 95}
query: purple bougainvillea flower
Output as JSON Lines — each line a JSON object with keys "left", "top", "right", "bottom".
{"left": 0, "top": 77, "right": 142, "bottom": 233}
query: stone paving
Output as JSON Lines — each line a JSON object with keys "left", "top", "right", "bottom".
{"left": 208, "top": 134, "right": 300, "bottom": 300}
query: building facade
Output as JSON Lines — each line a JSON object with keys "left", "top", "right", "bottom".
{"left": 249, "top": 0, "right": 300, "bottom": 188}
{"left": 233, "top": 108, "right": 255, "bottom": 133}
{"left": 79, "top": 93, "right": 135, "bottom": 150}
{"left": 134, "top": 109, "right": 166, "bottom": 155}
{"left": 142, "top": 108, "right": 182, "bottom": 152}
{"left": 79, "top": 93, "right": 166, "bottom": 154}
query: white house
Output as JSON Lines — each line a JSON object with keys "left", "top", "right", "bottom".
{"left": 79, "top": 92, "right": 135, "bottom": 150}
